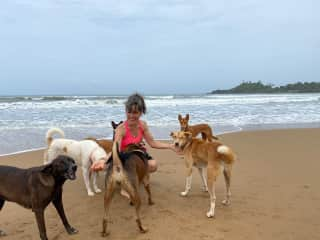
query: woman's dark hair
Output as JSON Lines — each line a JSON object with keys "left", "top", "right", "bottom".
{"left": 125, "top": 93, "right": 146, "bottom": 114}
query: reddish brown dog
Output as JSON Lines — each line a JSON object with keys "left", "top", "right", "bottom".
{"left": 86, "top": 121, "right": 123, "bottom": 154}
{"left": 178, "top": 114, "right": 218, "bottom": 141}
{"left": 86, "top": 138, "right": 112, "bottom": 154}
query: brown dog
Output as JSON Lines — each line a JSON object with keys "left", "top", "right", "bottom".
{"left": 178, "top": 114, "right": 218, "bottom": 141}
{"left": 86, "top": 138, "right": 113, "bottom": 154}
{"left": 170, "top": 131, "right": 236, "bottom": 218}
{"left": 86, "top": 121, "right": 123, "bottom": 154}
{"left": 101, "top": 142, "right": 153, "bottom": 236}
{"left": 0, "top": 155, "right": 78, "bottom": 240}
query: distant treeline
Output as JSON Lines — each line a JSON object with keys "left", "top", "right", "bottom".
{"left": 210, "top": 81, "right": 320, "bottom": 94}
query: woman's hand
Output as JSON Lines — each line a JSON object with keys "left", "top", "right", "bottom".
{"left": 169, "top": 143, "right": 183, "bottom": 155}
{"left": 90, "top": 159, "right": 106, "bottom": 171}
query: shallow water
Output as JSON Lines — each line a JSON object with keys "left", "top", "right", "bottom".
{"left": 1, "top": 93, "right": 319, "bottom": 155}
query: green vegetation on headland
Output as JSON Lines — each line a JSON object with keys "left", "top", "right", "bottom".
{"left": 209, "top": 81, "right": 320, "bottom": 94}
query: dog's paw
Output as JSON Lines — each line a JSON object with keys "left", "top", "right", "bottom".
{"left": 136, "top": 219, "right": 148, "bottom": 233}
{"left": 140, "top": 227, "right": 148, "bottom": 233}
{"left": 88, "top": 191, "right": 95, "bottom": 196}
{"left": 222, "top": 199, "right": 231, "bottom": 206}
{"left": 0, "top": 230, "right": 7, "bottom": 237}
{"left": 67, "top": 226, "right": 78, "bottom": 235}
{"left": 94, "top": 188, "right": 102, "bottom": 193}
{"left": 180, "top": 191, "right": 188, "bottom": 197}
{"left": 101, "top": 231, "right": 110, "bottom": 237}
{"left": 206, "top": 210, "right": 215, "bottom": 218}
{"left": 201, "top": 186, "right": 208, "bottom": 192}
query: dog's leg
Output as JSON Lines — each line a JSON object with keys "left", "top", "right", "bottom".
{"left": 31, "top": 186, "right": 49, "bottom": 240}
{"left": 0, "top": 199, "right": 4, "bottom": 211}
{"left": 0, "top": 199, "right": 6, "bottom": 237}
{"left": 52, "top": 188, "right": 78, "bottom": 235}
{"left": 122, "top": 180, "right": 148, "bottom": 233}
{"left": 181, "top": 167, "right": 192, "bottom": 196}
{"left": 34, "top": 209, "right": 48, "bottom": 240}
{"left": 134, "top": 200, "right": 148, "bottom": 234}
{"left": 206, "top": 163, "right": 220, "bottom": 218}
{"left": 222, "top": 164, "right": 232, "bottom": 205}
{"left": 198, "top": 167, "right": 208, "bottom": 192}
{"left": 92, "top": 171, "right": 102, "bottom": 193}
{"left": 143, "top": 175, "right": 154, "bottom": 205}
{"left": 102, "top": 177, "right": 116, "bottom": 237}
{"left": 82, "top": 166, "right": 94, "bottom": 196}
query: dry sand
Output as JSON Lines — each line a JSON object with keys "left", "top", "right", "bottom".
{"left": 0, "top": 129, "right": 320, "bottom": 240}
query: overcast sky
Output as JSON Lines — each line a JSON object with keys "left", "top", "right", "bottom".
{"left": 0, "top": 0, "right": 319, "bottom": 95}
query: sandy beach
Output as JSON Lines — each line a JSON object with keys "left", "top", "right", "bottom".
{"left": 0, "top": 128, "right": 320, "bottom": 240}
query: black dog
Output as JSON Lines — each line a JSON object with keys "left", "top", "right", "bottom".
{"left": 111, "top": 120, "right": 123, "bottom": 139}
{"left": 0, "top": 155, "right": 78, "bottom": 240}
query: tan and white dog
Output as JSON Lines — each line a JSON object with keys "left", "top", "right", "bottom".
{"left": 44, "top": 127, "right": 109, "bottom": 196}
{"left": 170, "top": 131, "right": 236, "bottom": 218}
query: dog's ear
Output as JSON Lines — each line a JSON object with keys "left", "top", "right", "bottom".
{"left": 178, "top": 114, "right": 182, "bottom": 121}
{"left": 170, "top": 132, "right": 175, "bottom": 137}
{"left": 41, "top": 164, "right": 53, "bottom": 174}
{"left": 119, "top": 120, "right": 123, "bottom": 125}
{"left": 185, "top": 114, "right": 189, "bottom": 121}
{"left": 111, "top": 121, "right": 116, "bottom": 129}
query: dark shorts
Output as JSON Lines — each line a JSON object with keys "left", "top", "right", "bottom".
{"left": 106, "top": 147, "right": 153, "bottom": 165}
{"left": 143, "top": 151, "right": 153, "bottom": 161}
{"left": 126, "top": 143, "right": 153, "bottom": 161}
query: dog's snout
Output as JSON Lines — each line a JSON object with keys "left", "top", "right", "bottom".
{"left": 72, "top": 165, "right": 77, "bottom": 172}
{"left": 175, "top": 142, "right": 179, "bottom": 147}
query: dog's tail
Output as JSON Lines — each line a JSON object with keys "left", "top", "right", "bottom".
{"left": 217, "top": 145, "right": 236, "bottom": 164}
{"left": 112, "top": 141, "right": 123, "bottom": 176}
{"left": 46, "top": 127, "right": 65, "bottom": 146}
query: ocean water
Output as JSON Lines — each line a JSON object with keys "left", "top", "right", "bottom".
{"left": 0, "top": 93, "right": 320, "bottom": 155}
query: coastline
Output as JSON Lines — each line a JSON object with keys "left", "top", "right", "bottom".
{"left": 1, "top": 123, "right": 320, "bottom": 156}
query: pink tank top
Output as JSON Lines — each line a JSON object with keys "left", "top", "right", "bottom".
{"left": 120, "top": 121, "right": 144, "bottom": 151}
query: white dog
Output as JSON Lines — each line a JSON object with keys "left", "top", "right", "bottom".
{"left": 44, "top": 127, "right": 108, "bottom": 196}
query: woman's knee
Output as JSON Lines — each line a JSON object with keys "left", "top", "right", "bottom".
{"left": 148, "top": 159, "right": 158, "bottom": 173}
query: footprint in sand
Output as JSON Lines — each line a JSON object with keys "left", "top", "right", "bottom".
{"left": 217, "top": 227, "right": 230, "bottom": 233}
{"left": 19, "top": 235, "right": 32, "bottom": 240}
{"left": 158, "top": 209, "right": 176, "bottom": 217}
{"left": 200, "top": 233, "right": 215, "bottom": 239}
{"left": 272, "top": 214, "right": 281, "bottom": 219}
{"left": 122, "top": 215, "right": 134, "bottom": 221}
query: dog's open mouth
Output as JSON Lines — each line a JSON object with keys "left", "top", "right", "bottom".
{"left": 68, "top": 172, "right": 76, "bottom": 180}
{"left": 67, "top": 164, "right": 77, "bottom": 180}
{"left": 66, "top": 170, "right": 77, "bottom": 180}
{"left": 173, "top": 143, "right": 184, "bottom": 152}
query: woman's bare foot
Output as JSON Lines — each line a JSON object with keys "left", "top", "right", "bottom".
{"left": 120, "top": 189, "right": 130, "bottom": 200}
